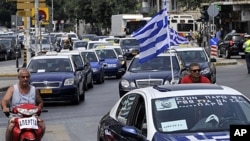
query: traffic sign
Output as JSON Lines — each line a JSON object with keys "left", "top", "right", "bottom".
{"left": 31, "top": 7, "right": 49, "bottom": 25}
{"left": 17, "top": 2, "right": 46, "bottom": 9}
{"left": 207, "top": 5, "right": 219, "bottom": 17}
{"left": 17, "top": 10, "right": 32, "bottom": 17}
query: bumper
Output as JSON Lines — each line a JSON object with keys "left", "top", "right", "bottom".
{"left": 104, "top": 68, "right": 125, "bottom": 76}
{"left": 39, "top": 86, "right": 78, "bottom": 102}
{"left": 93, "top": 71, "right": 102, "bottom": 81}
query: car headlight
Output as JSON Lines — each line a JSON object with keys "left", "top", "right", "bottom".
{"left": 121, "top": 80, "right": 129, "bottom": 88}
{"left": 64, "top": 78, "right": 74, "bottom": 85}
{"left": 130, "top": 82, "right": 136, "bottom": 87}
{"left": 201, "top": 68, "right": 210, "bottom": 74}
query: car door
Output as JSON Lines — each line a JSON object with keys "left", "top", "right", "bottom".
{"left": 71, "top": 55, "right": 85, "bottom": 91}
{"left": 102, "top": 93, "right": 147, "bottom": 141}
{"left": 82, "top": 57, "right": 92, "bottom": 84}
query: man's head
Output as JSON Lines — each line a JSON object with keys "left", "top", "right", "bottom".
{"left": 189, "top": 62, "right": 201, "bottom": 78}
{"left": 18, "top": 68, "right": 31, "bottom": 87}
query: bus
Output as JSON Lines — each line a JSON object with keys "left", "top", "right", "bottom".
{"left": 168, "top": 14, "right": 196, "bottom": 37}
{"left": 125, "top": 17, "right": 151, "bottom": 35}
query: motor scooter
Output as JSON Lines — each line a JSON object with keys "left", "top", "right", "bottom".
{"left": 4, "top": 103, "right": 47, "bottom": 141}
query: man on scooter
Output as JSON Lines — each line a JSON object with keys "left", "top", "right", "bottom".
{"left": 1, "top": 68, "right": 45, "bottom": 141}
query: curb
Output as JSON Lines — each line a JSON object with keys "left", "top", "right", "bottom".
{"left": 0, "top": 74, "right": 18, "bottom": 77}
{"left": 215, "top": 61, "right": 237, "bottom": 66}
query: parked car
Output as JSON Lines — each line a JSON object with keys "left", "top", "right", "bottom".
{"left": 0, "top": 42, "right": 8, "bottom": 61}
{"left": 119, "top": 52, "right": 187, "bottom": 97}
{"left": 0, "top": 38, "right": 21, "bottom": 60}
{"left": 98, "top": 84, "right": 250, "bottom": 141}
{"left": 218, "top": 32, "right": 246, "bottom": 59}
{"left": 170, "top": 45, "right": 217, "bottom": 83}
{"left": 26, "top": 53, "right": 85, "bottom": 104}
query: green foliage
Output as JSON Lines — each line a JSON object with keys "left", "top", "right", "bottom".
{"left": 0, "top": 1, "right": 16, "bottom": 28}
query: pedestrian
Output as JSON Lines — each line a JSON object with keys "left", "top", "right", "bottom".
{"left": 63, "top": 39, "right": 73, "bottom": 50}
{"left": 1, "top": 68, "right": 45, "bottom": 141}
{"left": 243, "top": 34, "right": 250, "bottom": 74}
{"left": 180, "top": 62, "right": 211, "bottom": 83}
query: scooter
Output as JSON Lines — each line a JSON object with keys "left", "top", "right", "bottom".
{"left": 4, "top": 103, "right": 47, "bottom": 141}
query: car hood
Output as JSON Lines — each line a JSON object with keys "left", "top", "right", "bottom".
{"left": 123, "top": 70, "right": 180, "bottom": 80}
{"left": 185, "top": 62, "right": 209, "bottom": 70}
{"left": 152, "top": 131, "right": 229, "bottom": 141}
{"left": 30, "top": 72, "right": 74, "bottom": 82}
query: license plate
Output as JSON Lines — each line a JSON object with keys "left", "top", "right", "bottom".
{"left": 18, "top": 116, "right": 38, "bottom": 129}
{"left": 40, "top": 89, "right": 52, "bottom": 94}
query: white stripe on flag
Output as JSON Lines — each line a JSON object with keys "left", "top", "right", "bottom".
{"left": 132, "top": 10, "right": 169, "bottom": 63}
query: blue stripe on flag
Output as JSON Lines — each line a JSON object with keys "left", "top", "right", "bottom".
{"left": 132, "top": 9, "right": 170, "bottom": 64}
{"left": 169, "top": 28, "right": 189, "bottom": 45}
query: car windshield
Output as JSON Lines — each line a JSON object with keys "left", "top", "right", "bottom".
{"left": 0, "top": 40, "right": 11, "bottom": 48}
{"left": 96, "top": 49, "right": 117, "bottom": 59}
{"left": 74, "top": 41, "right": 88, "bottom": 48}
{"left": 27, "top": 58, "right": 73, "bottom": 73}
{"left": 152, "top": 95, "right": 250, "bottom": 133}
{"left": 114, "top": 48, "right": 123, "bottom": 56}
{"left": 120, "top": 39, "right": 139, "bottom": 46}
{"left": 88, "top": 42, "right": 108, "bottom": 49}
{"left": 177, "top": 50, "right": 207, "bottom": 63}
{"left": 128, "top": 56, "right": 180, "bottom": 72}
{"left": 81, "top": 52, "right": 98, "bottom": 62}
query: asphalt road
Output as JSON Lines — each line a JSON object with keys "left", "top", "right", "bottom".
{"left": 0, "top": 58, "right": 248, "bottom": 140}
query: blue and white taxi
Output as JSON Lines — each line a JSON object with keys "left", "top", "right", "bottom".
{"left": 98, "top": 84, "right": 250, "bottom": 141}
{"left": 94, "top": 46, "right": 126, "bottom": 78}
{"left": 26, "top": 52, "right": 85, "bottom": 104}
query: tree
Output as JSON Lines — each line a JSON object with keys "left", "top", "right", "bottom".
{"left": 0, "top": 1, "right": 16, "bottom": 28}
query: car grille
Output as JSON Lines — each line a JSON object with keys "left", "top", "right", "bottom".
{"left": 31, "top": 81, "right": 61, "bottom": 88}
{"left": 136, "top": 79, "right": 163, "bottom": 88}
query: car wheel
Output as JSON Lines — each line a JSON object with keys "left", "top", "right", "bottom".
{"left": 218, "top": 49, "right": 222, "bottom": 58}
{"left": 96, "top": 74, "right": 102, "bottom": 84}
{"left": 72, "top": 87, "right": 80, "bottom": 105}
{"left": 225, "top": 50, "right": 230, "bottom": 59}
{"left": 88, "top": 77, "right": 94, "bottom": 89}
{"left": 4, "top": 54, "right": 8, "bottom": 61}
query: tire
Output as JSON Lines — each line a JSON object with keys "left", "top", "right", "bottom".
{"left": 4, "top": 54, "right": 8, "bottom": 61}
{"left": 218, "top": 49, "right": 222, "bottom": 58}
{"left": 72, "top": 88, "right": 80, "bottom": 105}
{"left": 88, "top": 77, "right": 94, "bottom": 89}
{"left": 225, "top": 50, "right": 230, "bottom": 59}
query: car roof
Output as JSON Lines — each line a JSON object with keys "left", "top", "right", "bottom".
{"left": 128, "top": 84, "right": 244, "bottom": 99}
{"left": 134, "top": 52, "right": 177, "bottom": 58}
{"left": 30, "top": 55, "right": 69, "bottom": 60}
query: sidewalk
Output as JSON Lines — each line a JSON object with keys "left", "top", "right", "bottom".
{"left": 0, "top": 57, "right": 238, "bottom": 92}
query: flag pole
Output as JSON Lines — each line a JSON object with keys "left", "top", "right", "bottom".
{"left": 164, "top": 0, "right": 174, "bottom": 84}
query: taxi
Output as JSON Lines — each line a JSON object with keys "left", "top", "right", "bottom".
{"left": 26, "top": 51, "right": 85, "bottom": 105}
{"left": 94, "top": 45, "right": 126, "bottom": 79}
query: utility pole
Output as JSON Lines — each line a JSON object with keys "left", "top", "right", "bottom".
{"left": 35, "top": 0, "right": 39, "bottom": 56}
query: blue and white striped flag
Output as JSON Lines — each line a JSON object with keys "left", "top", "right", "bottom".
{"left": 131, "top": 9, "right": 170, "bottom": 64}
{"left": 169, "top": 28, "right": 189, "bottom": 46}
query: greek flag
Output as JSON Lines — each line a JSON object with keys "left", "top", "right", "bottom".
{"left": 169, "top": 28, "right": 189, "bottom": 45}
{"left": 131, "top": 9, "right": 170, "bottom": 64}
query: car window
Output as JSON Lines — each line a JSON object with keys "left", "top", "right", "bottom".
{"left": 224, "top": 35, "right": 232, "bottom": 41}
{"left": 116, "top": 94, "right": 137, "bottom": 124}
{"left": 152, "top": 95, "right": 250, "bottom": 133}
{"left": 82, "top": 52, "right": 98, "bottom": 62}
{"left": 129, "top": 56, "right": 180, "bottom": 71}
{"left": 120, "top": 39, "right": 139, "bottom": 46}
{"left": 72, "top": 55, "right": 83, "bottom": 68}
{"left": 114, "top": 48, "right": 123, "bottom": 56}
{"left": 177, "top": 51, "right": 207, "bottom": 62}
{"left": 75, "top": 42, "right": 87, "bottom": 48}
{"left": 27, "top": 58, "right": 73, "bottom": 72}
{"left": 232, "top": 35, "right": 244, "bottom": 41}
